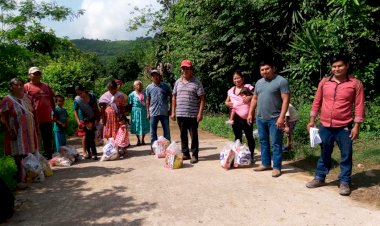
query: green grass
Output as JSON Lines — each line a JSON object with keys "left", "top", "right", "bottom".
{"left": 199, "top": 114, "right": 235, "bottom": 140}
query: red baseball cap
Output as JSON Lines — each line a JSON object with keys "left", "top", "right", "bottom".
{"left": 181, "top": 60, "right": 192, "bottom": 68}
{"left": 115, "top": 79, "right": 122, "bottom": 85}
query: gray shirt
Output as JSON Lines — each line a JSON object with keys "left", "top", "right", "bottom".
{"left": 254, "top": 75, "right": 289, "bottom": 120}
{"left": 173, "top": 77, "right": 205, "bottom": 118}
{"left": 146, "top": 82, "right": 172, "bottom": 116}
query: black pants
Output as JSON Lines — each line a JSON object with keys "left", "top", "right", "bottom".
{"left": 177, "top": 117, "right": 199, "bottom": 157}
{"left": 85, "top": 140, "right": 97, "bottom": 156}
{"left": 39, "top": 122, "right": 53, "bottom": 159}
{"left": 232, "top": 114, "right": 256, "bottom": 157}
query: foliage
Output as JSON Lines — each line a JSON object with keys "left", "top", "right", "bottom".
{"left": 0, "top": 156, "right": 17, "bottom": 189}
{"left": 107, "top": 56, "right": 141, "bottom": 83}
{"left": 42, "top": 53, "right": 104, "bottom": 97}
{"left": 63, "top": 98, "right": 78, "bottom": 136}
{"left": 199, "top": 114, "right": 234, "bottom": 140}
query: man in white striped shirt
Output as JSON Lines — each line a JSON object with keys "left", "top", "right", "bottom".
{"left": 171, "top": 60, "right": 205, "bottom": 164}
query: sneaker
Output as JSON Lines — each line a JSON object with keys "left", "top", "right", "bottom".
{"left": 339, "top": 183, "right": 351, "bottom": 196}
{"left": 306, "top": 178, "right": 325, "bottom": 188}
{"left": 272, "top": 169, "right": 281, "bottom": 177}
{"left": 190, "top": 156, "right": 198, "bottom": 164}
{"left": 254, "top": 165, "right": 272, "bottom": 171}
{"left": 225, "top": 119, "right": 234, "bottom": 125}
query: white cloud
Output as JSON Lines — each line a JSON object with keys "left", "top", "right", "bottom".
{"left": 43, "top": 0, "right": 161, "bottom": 40}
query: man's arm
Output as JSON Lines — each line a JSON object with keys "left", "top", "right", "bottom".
{"left": 170, "top": 95, "right": 176, "bottom": 121}
{"left": 197, "top": 95, "right": 205, "bottom": 123}
{"left": 247, "top": 94, "right": 258, "bottom": 125}
{"left": 276, "top": 93, "right": 289, "bottom": 129}
{"left": 146, "top": 95, "right": 151, "bottom": 120}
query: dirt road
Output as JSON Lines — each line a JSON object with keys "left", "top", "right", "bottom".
{"left": 5, "top": 123, "right": 380, "bottom": 226}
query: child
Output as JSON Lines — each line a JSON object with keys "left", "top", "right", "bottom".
{"left": 53, "top": 95, "right": 69, "bottom": 152}
{"left": 283, "top": 103, "right": 298, "bottom": 152}
{"left": 83, "top": 118, "right": 98, "bottom": 160}
{"left": 114, "top": 115, "right": 130, "bottom": 158}
{"left": 225, "top": 87, "right": 253, "bottom": 125}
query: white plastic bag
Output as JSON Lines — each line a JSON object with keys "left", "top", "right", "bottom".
{"left": 310, "top": 127, "right": 322, "bottom": 148}
{"left": 164, "top": 142, "right": 183, "bottom": 169}
{"left": 23, "top": 153, "right": 42, "bottom": 182}
{"left": 153, "top": 136, "right": 170, "bottom": 158}
{"left": 233, "top": 145, "right": 251, "bottom": 167}
{"left": 100, "top": 139, "right": 119, "bottom": 161}
{"left": 220, "top": 142, "right": 235, "bottom": 170}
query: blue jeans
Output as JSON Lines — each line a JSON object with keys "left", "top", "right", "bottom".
{"left": 315, "top": 124, "right": 353, "bottom": 184}
{"left": 256, "top": 117, "right": 283, "bottom": 170}
{"left": 150, "top": 115, "right": 170, "bottom": 145}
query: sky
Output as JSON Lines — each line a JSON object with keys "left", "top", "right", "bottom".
{"left": 42, "top": 0, "right": 162, "bottom": 40}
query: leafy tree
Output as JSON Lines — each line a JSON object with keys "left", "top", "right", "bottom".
{"left": 107, "top": 55, "right": 141, "bottom": 83}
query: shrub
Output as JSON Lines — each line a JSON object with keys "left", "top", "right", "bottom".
{"left": 0, "top": 156, "right": 17, "bottom": 189}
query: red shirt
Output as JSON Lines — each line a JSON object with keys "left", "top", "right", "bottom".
{"left": 310, "top": 75, "right": 365, "bottom": 128}
{"left": 24, "top": 82, "right": 55, "bottom": 123}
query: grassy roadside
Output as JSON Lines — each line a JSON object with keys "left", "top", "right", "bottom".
{"left": 200, "top": 114, "right": 380, "bottom": 208}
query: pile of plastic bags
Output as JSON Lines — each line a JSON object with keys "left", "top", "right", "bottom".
{"left": 220, "top": 140, "right": 252, "bottom": 170}
{"left": 50, "top": 145, "right": 81, "bottom": 167}
{"left": 23, "top": 152, "right": 53, "bottom": 183}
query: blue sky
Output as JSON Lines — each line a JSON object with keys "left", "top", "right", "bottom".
{"left": 42, "top": 0, "right": 161, "bottom": 40}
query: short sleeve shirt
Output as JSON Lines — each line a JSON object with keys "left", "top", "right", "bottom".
{"left": 172, "top": 77, "right": 205, "bottom": 118}
{"left": 53, "top": 106, "right": 68, "bottom": 132}
{"left": 254, "top": 75, "right": 289, "bottom": 120}
{"left": 73, "top": 93, "right": 98, "bottom": 121}
{"left": 146, "top": 82, "right": 172, "bottom": 116}
{"left": 24, "top": 82, "right": 55, "bottom": 123}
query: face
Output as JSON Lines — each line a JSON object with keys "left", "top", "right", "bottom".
{"left": 181, "top": 66, "right": 192, "bottom": 78}
{"left": 134, "top": 82, "right": 143, "bottom": 91}
{"left": 75, "top": 89, "right": 87, "bottom": 98}
{"left": 56, "top": 97, "right": 65, "bottom": 107}
{"left": 233, "top": 73, "right": 244, "bottom": 87}
{"left": 260, "top": 65, "right": 275, "bottom": 80}
{"left": 119, "top": 119, "right": 125, "bottom": 125}
{"left": 151, "top": 73, "right": 161, "bottom": 84}
{"left": 331, "top": 60, "right": 348, "bottom": 78}
{"left": 108, "top": 87, "right": 117, "bottom": 95}
{"left": 29, "top": 71, "right": 41, "bottom": 83}
{"left": 10, "top": 81, "right": 24, "bottom": 94}
{"left": 85, "top": 121, "right": 93, "bottom": 128}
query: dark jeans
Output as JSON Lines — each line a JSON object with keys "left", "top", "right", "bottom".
{"left": 39, "top": 122, "right": 53, "bottom": 159}
{"left": 177, "top": 117, "right": 199, "bottom": 157}
{"left": 232, "top": 114, "right": 256, "bottom": 157}
{"left": 150, "top": 115, "right": 171, "bottom": 145}
{"left": 85, "top": 140, "right": 97, "bottom": 156}
{"left": 315, "top": 124, "right": 353, "bottom": 184}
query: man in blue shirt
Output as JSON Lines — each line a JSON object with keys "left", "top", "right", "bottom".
{"left": 146, "top": 69, "right": 172, "bottom": 148}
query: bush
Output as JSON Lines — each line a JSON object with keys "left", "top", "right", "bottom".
{"left": 63, "top": 98, "right": 78, "bottom": 136}
{"left": 0, "top": 156, "right": 17, "bottom": 189}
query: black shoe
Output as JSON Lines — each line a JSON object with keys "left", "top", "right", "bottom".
{"left": 183, "top": 152, "right": 191, "bottom": 160}
{"left": 86, "top": 154, "right": 92, "bottom": 159}
{"left": 93, "top": 156, "right": 98, "bottom": 160}
{"left": 190, "top": 156, "right": 198, "bottom": 164}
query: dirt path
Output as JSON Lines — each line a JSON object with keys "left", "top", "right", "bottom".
{"left": 5, "top": 123, "right": 380, "bottom": 226}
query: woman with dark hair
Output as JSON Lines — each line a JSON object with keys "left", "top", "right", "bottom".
{"left": 0, "top": 78, "right": 39, "bottom": 184}
{"left": 99, "top": 80, "right": 126, "bottom": 139}
{"left": 224, "top": 70, "right": 256, "bottom": 160}
{"left": 73, "top": 84, "right": 100, "bottom": 157}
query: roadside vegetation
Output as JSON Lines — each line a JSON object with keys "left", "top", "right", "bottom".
{"left": 1, "top": 0, "right": 379, "bottom": 207}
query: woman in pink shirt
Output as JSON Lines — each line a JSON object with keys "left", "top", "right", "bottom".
{"left": 224, "top": 70, "right": 256, "bottom": 160}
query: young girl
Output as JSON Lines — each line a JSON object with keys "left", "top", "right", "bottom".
{"left": 53, "top": 95, "right": 68, "bottom": 152}
{"left": 225, "top": 87, "right": 253, "bottom": 125}
{"left": 114, "top": 115, "right": 130, "bottom": 158}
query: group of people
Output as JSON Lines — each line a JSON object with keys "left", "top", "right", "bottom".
{"left": 0, "top": 55, "right": 364, "bottom": 196}
{"left": 224, "top": 56, "right": 364, "bottom": 196}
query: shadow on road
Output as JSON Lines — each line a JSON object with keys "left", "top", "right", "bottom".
{"left": 8, "top": 166, "right": 156, "bottom": 225}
